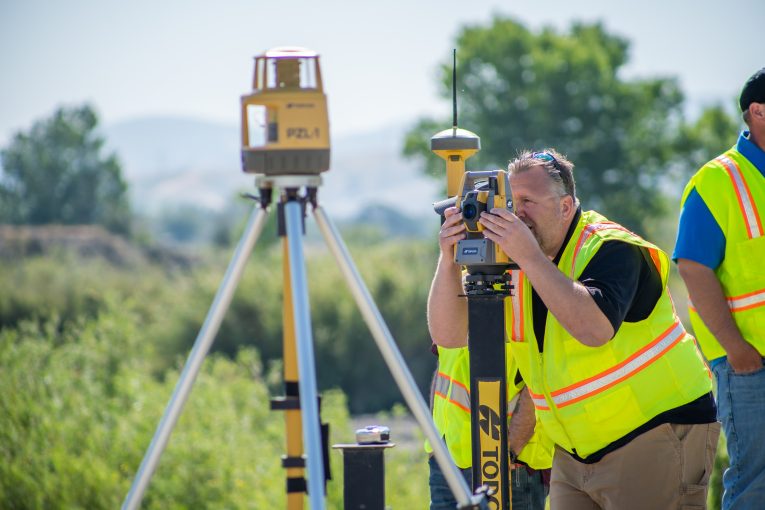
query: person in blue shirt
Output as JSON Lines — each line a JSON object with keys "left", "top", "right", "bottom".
{"left": 674, "top": 67, "right": 765, "bottom": 510}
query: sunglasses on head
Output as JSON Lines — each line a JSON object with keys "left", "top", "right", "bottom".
{"left": 531, "top": 151, "right": 561, "bottom": 170}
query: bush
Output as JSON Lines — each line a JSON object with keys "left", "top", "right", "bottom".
{"left": 0, "top": 229, "right": 442, "bottom": 415}
{"left": 0, "top": 302, "right": 359, "bottom": 508}
{"left": 0, "top": 258, "right": 435, "bottom": 507}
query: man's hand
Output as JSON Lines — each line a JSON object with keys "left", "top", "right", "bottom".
{"left": 478, "top": 208, "right": 545, "bottom": 266}
{"left": 439, "top": 207, "right": 466, "bottom": 259}
{"left": 728, "top": 340, "right": 764, "bottom": 374}
{"left": 508, "top": 388, "right": 535, "bottom": 454}
{"left": 428, "top": 206, "right": 468, "bottom": 347}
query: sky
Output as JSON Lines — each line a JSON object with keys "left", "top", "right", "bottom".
{"left": 1, "top": 0, "right": 763, "bottom": 147}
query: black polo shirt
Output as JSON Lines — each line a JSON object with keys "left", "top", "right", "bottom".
{"left": 530, "top": 209, "right": 716, "bottom": 464}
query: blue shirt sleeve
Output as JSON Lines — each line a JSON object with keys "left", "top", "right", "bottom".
{"left": 672, "top": 188, "right": 725, "bottom": 269}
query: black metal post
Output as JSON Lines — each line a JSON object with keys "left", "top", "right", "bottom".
{"left": 467, "top": 273, "right": 511, "bottom": 510}
{"left": 333, "top": 441, "right": 395, "bottom": 510}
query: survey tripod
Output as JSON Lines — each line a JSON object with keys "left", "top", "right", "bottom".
{"left": 121, "top": 174, "right": 488, "bottom": 509}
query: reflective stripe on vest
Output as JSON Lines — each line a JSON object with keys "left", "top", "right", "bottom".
{"left": 529, "top": 322, "right": 687, "bottom": 411}
{"left": 433, "top": 371, "right": 470, "bottom": 412}
{"left": 434, "top": 371, "right": 451, "bottom": 399}
{"left": 569, "top": 222, "right": 634, "bottom": 277}
{"left": 450, "top": 379, "right": 470, "bottom": 412}
{"left": 433, "top": 371, "right": 520, "bottom": 416}
{"left": 548, "top": 321, "right": 686, "bottom": 408}
{"left": 529, "top": 390, "right": 549, "bottom": 411}
{"left": 716, "top": 155, "right": 764, "bottom": 239}
{"left": 690, "top": 287, "right": 765, "bottom": 314}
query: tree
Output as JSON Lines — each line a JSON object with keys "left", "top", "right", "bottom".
{"left": 403, "top": 16, "right": 737, "bottom": 233}
{"left": 0, "top": 104, "right": 131, "bottom": 234}
{"left": 676, "top": 104, "right": 742, "bottom": 175}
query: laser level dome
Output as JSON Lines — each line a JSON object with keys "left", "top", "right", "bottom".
{"left": 240, "top": 46, "right": 331, "bottom": 175}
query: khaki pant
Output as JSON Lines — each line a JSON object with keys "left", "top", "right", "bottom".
{"left": 549, "top": 422, "right": 720, "bottom": 510}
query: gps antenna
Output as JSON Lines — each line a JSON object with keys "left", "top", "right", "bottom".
{"left": 430, "top": 48, "right": 481, "bottom": 197}
{"left": 452, "top": 49, "right": 458, "bottom": 129}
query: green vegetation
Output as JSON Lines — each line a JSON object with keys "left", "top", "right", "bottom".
{"left": 0, "top": 230, "right": 441, "bottom": 415}
{"left": 0, "top": 247, "right": 430, "bottom": 508}
{"left": 0, "top": 105, "right": 131, "bottom": 234}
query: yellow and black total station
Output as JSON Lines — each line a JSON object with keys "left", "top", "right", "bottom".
{"left": 122, "top": 46, "right": 483, "bottom": 510}
{"left": 431, "top": 50, "right": 516, "bottom": 510}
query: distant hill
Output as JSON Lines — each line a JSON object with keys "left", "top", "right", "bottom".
{"left": 104, "top": 117, "right": 442, "bottom": 229}
{"left": 104, "top": 117, "right": 246, "bottom": 213}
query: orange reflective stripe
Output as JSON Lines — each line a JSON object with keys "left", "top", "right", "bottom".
{"left": 716, "top": 155, "right": 764, "bottom": 239}
{"left": 529, "top": 390, "right": 549, "bottom": 411}
{"left": 434, "top": 371, "right": 451, "bottom": 400}
{"left": 729, "top": 288, "right": 765, "bottom": 312}
{"left": 690, "top": 287, "right": 765, "bottom": 313}
{"left": 434, "top": 371, "right": 470, "bottom": 411}
{"left": 449, "top": 379, "right": 471, "bottom": 412}
{"left": 570, "top": 222, "right": 634, "bottom": 276}
{"left": 548, "top": 322, "right": 686, "bottom": 408}
{"left": 510, "top": 270, "right": 525, "bottom": 341}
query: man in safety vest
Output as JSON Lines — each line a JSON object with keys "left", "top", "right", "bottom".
{"left": 675, "top": 67, "right": 765, "bottom": 510}
{"left": 425, "top": 344, "right": 552, "bottom": 510}
{"left": 428, "top": 148, "right": 719, "bottom": 509}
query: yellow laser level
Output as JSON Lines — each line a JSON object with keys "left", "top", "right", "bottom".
{"left": 430, "top": 49, "right": 480, "bottom": 197}
{"left": 240, "top": 47, "right": 330, "bottom": 175}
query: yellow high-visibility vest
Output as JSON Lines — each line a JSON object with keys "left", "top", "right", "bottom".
{"left": 505, "top": 210, "right": 712, "bottom": 459}
{"left": 680, "top": 147, "right": 765, "bottom": 360}
{"left": 425, "top": 345, "right": 553, "bottom": 470}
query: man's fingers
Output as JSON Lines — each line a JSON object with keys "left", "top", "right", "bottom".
{"left": 440, "top": 224, "right": 466, "bottom": 239}
{"left": 443, "top": 206, "right": 461, "bottom": 218}
{"left": 443, "top": 211, "right": 463, "bottom": 228}
{"left": 479, "top": 212, "right": 511, "bottom": 231}
{"left": 487, "top": 208, "right": 517, "bottom": 221}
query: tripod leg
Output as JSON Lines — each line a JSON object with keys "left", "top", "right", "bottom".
{"left": 122, "top": 205, "right": 269, "bottom": 510}
{"left": 284, "top": 200, "right": 326, "bottom": 510}
{"left": 281, "top": 237, "right": 306, "bottom": 510}
{"left": 312, "top": 206, "right": 477, "bottom": 509}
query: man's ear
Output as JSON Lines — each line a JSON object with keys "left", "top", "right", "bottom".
{"left": 561, "top": 195, "right": 576, "bottom": 220}
{"left": 749, "top": 102, "right": 765, "bottom": 121}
